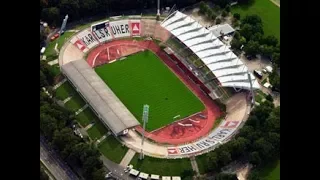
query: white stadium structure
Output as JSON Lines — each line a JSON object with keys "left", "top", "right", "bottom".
{"left": 161, "top": 11, "right": 259, "bottom": 92}
{"left": 58, "top": 11, "right": 256, "bottom": 157}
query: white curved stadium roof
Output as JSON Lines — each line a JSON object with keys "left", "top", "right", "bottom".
{"left": 161, "top": 11, "right": 259, "bottom": 90}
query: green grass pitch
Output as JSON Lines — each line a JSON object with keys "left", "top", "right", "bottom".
{"left": 95, "top": 50, "right": 205, "bottom": 131}
{"left": 231, "top": 0, "right": 280, "bottom": 40}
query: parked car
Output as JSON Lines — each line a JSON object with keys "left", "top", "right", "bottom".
{"left": 50, "top": 33, "right": 60, "bottom": 41}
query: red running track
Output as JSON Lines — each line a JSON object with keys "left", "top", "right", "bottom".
{"left": 86, "top": 40, "right": 221, "bottom": 145}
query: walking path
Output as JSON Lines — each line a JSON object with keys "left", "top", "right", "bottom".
{"left": 67, "top": 30, "right": 80, "bottom": 33}
{"left": 48, "top": 59, "right": 58, "bottom": 66}
{"left": 119, "top": 149, "right": 136, "bottom": 167}
{"left": 75, "top": 104, "right": 88, "bottom": 115}
{"left": 84, "top": 123, "right": 94, "bottom": 131}
{"left": 270, "top": 0, "right": 280, "bottom": 7}
{"left": 53, "top": 78, "right": 66, "bottom": 90}
{"left": 190, "top": 156, "right": 200, "bottom": 176}
{"left": 62, "top": 96, "right": 72, "bottom": 104}
{"left": 95, "top": 134, "right": 108, "bottom": 145}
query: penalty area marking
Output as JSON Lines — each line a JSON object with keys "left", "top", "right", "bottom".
{"left": 109, "top": 59, "right": 116, "bottom": 64}
{"left": 93, "top": 51, "right": 101, "bottom": 67}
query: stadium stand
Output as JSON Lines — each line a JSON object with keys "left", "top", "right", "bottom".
{"left": 160, "top": 11, "right": 259, "bottom": 90}
{"left": 61, "top": 60, "right": 140, "bottom": 135}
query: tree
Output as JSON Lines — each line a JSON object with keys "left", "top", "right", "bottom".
{"left": 214, "top": 0, "right": 232, "bottom": 8}
{"left": 207, "top": 9, "right": 214, "bottom": 19}
{"left": 243, "top": 40, "right": 260, "bottom": 56}
{"left": 207, "top": 152, "right": 219, "bottom": 171}
{"left": 216, "top": 18, "right": 222, "bottom": 24}
{"left": 240, "top": 24, "right": 254, "bottom": 40}
{"left": 232, "top": 19, "right": 240, "bottom": 28}
{"left": 199, "top": 1, "right": 206, "bottom": 14}
{"left": 253, "top": 138, "right": 275, "bottom": 159}
{"left": 218, "top": 151, "right": 232, "bottom": 166}
{"left": 239, "top": 36, "right": 246, "bottom": 45}
{"left": 272, "top": 52, "right": 280, "bottom": 67}
{"left": 225, "top": 4, "right": 231, "bottom": 12}
{"left": 181, "top": 169, "right": 195, "bottom": 179}
{"left": 264, "top": 106, "right": 280, "bottom": 133}
{"left": 215, "top": 173, "right": 238, "bottom": 180}
{"left": 247, "top": 171, "right": 261, "bottom": 180}
{"left": 40, "top": 70, "right": 49, "bottom": 88}
{"left": 238, "top": 125, "right": 254, "bottom": 138}
{"left": 59, "top": 0, "right": 80, "bottom": 20}
{"left": 230, "top": 38, "right": 241, "bottom": 49}
{"left": 41, "top": 7, "right": 60, "bottom": 26}
{"left": 250, "top": 33, "right": 262, "bottom": 42}
{"left": 91, "top": 168, "right": 106, "bottom": 180}
{"left": 268, "top": 71, "right": 280, "bottom": 92}
{"left": 242, "top": 15, "right": 262, "bottom": 26}
{"left": 249, "top": 151, "right": 261, "bottom": 166}
{"left": 234, "top": 31, "right": 241, "bottom": 39}
{"left": 80, "top": 0, "right": 98, "bottom": 16}
{"left": 261, "top": 35, "right": 278, "bottom": 47}
{"left": 211, "top": 13, "right": 217, "bottom": 20}
{"left": 233, "top": 13, "right": 240, "bottom": 20}
{"left": 266, "top": 94, "right": 273, "bottom": 102}
{"left": 229, "top": 137, "right": 249, "bottom": 157}
{"left": 83, "top": 156, "right": 103, "bottom": 178}
{"left": 40, "top": 114, "right": 58, "bottom": 139}
{"left": 52, "top": 128, "right": 80, "bottom": 151}
{"left": 259, "top": 45, "right": 274, "bottom": 58}
{"left": 222, "top": 10, "right": 228, "bottom": 17}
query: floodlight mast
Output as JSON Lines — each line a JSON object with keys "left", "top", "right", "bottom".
{"left": 247, "top": 73, "right": 255, "bottom": 107}
{"left": 157, "top": 0, "right": 161, "bottom": 17}
{"left": 140, "top": 104, "right": 149, "bottom": 160}
{"left": 56, "top": 14, "right": 69, "bottom": 49}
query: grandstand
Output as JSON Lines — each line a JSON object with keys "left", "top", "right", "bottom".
{"left": 61, "top": 60, "right": 140, "bottom": 135}
{"left": 160, "top": 11, "right": 259, "bottom": 102}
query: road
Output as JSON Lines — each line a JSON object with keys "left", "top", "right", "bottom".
{"left": 40, "top": 136, "right": 80, "bottom": 180}
{"left": 100, "top": 156, "right": 136, "bottom": 180}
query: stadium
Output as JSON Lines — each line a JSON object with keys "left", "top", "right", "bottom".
{"left": 59, "top": 10, "right": 259, "bottom": 159}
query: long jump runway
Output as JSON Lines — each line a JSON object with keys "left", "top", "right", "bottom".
{"left": 86, "top": 40, "right": 221, "bottom": 145}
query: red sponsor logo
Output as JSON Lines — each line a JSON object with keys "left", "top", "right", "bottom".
{"left": 167, "top": 147, "right": 179, "bottom": 155}
{"left": 220, "top": 121, "right": 239, "bottom": 128}
{"left": 74, "top": 40, "right": 86, "bottom": 51}
{"left": 131, "top": 22, "right": 140, "bottom": 35}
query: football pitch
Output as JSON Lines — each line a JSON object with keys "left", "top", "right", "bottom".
{"left": 95, "top": 50, "right": 205, "bottom": 131}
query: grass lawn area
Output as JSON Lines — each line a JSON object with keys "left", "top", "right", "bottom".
{"left": 196, "top": 154, "right": 208, "bottom": 174}
{"left": 258, "top": 159, "right": 280, "bottom": 180}
{"left": 55, "top": 81, "right": 75, "bottom": 100}
{"left": 98, "top": 136, "right": 128, "bottom": 164}
{"left": 75, "top": 108, "right": 97, "bottom": 127}
{"left": 231, "top": 0, "right": 280, "bottom": 40}
{"left": 255, "top": 93, "right": 264, "bottom": 103}
{"left": 130, "top": 155, "right": 193, "bottom": 176}
{"left": 64, "top": 94, "right": 86, "bottom": 112}
{"left": 44, "top": 32, "right": 75, "bottom": 60}
{"left": 95, "top": 50, "right": 205, "bottom": 131}
{"left": 261, "top": 78, "right": 268, "bottom": 84}
{"left": 87, "top": 121, "right": 108, "bottom": 140}
{"left": 50, "top": 65, "right": 61, "bottom": 77}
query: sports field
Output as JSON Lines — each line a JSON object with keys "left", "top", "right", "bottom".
{"left": 95, "top": 50, "right": 205, "bottom": 131}
{"left": 231, "top": 0, "right": 280, "bottom": 40}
